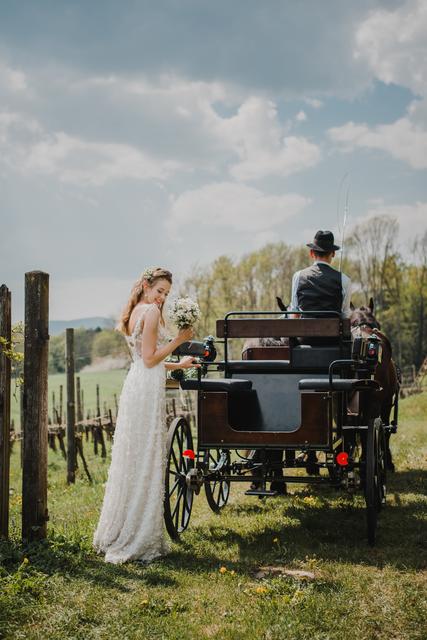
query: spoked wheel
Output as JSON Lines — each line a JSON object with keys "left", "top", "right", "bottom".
{"left": 204, "top": 449, "right": 231, "bottom": 512}
{"left": 164, "top": 417, "right": 194, "bottom": 540}
{"left": 364, "top": 417, "right": 387, "bottom": 546}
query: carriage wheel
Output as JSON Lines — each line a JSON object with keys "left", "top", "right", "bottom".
{"left": 204, "top": 449, "right": 231, "bottom": 513}
{"left": 164, "top": 417, "right": 194, "bottom": 540}
{"left": 364, "top": 417, "right": 386, "bottom": 546}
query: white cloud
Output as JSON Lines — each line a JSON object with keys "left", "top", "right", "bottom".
{"left": 296, "top": 110, "right": 307, "bottom": 122}
{"left": 328, "top": 116, "right": 427, "bottom": 169}
{"left": 212, "top": 97, "right": 320, "bottom": 181}
{"left": 0, "top": 111, "right": 185, "bottom": 185}
{"left": 355, "top": 0, "right": 427, "bottom": 96}
{"left": 168, "top": 182, "right": 311, "bottom": 235}
{"left": 1, "top": 74, "right": 322, "bottom": 185}
{"left": 25, "top": 132, "right": 184, "bottom": 185}
{"left": 80, "top": 79, "right": 320, "bottom": 181}
{"left": 329, "top": 0, "right": 427, "bottom": 170}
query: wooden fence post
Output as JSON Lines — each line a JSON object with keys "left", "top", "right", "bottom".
{"left": 66, "top": 329, "right": 76, "bottom": 484}
{"left": 59, "top": 385, "right": 63, "bottom": 424}
{"left": 0, "top": 285, "right": 11, "bottom": 539}
{"left": 76, "top": 376, "right": 82, "bottom": 423}
{"left": 20, "top": 385, "right": 24, "bottom": 469}
{"left": 22, "top": 271, "right": 49, "bottom": 541}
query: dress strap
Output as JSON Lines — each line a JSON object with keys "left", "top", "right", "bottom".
{"left": 131, "top": 304, "right": 156, "bottom": 338}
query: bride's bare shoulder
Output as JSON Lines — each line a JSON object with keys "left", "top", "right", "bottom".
{"left": 129, "top": 303, "right": 159, "bottom": 334}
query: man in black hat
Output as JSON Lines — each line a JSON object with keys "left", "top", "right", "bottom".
{"left": 290, "top": 230, "right": 351, "bottom": 317}
{"left": 287, "top": 230, "right": 351, "bottom": 477}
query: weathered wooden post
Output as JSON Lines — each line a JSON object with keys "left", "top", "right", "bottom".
{"left": 22, "top": 271, "right": 49, "bottom": 541}
{"left": 59, "top": 385, "right": 63, "bottom": 424}
{"left": 66, "top": 329, "right": 76, "bottom": 484}
{"left": 76, "top": 376, "right": 82, "bottom": 423}
{"left": 0, "top": 284, "right": 11, "bottom": 539}
{"left": 19, "top": 385, "right": 24, "bottom": 469}
{"left": 95, "top": 383, "right": 106, "bottom": 458}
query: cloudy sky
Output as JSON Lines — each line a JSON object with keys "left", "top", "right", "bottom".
{"left": 1, "top": 0, "right": 426, "bottom": 320}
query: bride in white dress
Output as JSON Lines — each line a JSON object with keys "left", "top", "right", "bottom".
{"left": 93, "top": 267, "right": 197, "bottom": 564}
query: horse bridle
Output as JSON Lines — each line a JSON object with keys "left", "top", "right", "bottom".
{"left": 351, "top": 321, "right": 380, "bottom": 332}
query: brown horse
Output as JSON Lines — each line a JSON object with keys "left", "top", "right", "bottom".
{"left": 350, "top": 298, "right": 400, "bottom": 471}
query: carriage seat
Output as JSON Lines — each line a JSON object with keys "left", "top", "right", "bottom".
{"left": 299, "top": 378, "right": 380, "bottom": 392}
{"left": 180, "top": 378, "right": 252, "bottom": 392}
{"left": 292, "top": 345, "right": 345, "bottom": 368}
{"left": 223, "top": 360, "right": 291, "bottom": 373}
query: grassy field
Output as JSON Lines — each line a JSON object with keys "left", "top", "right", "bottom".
{"left": 10, "top": 369, "right": 128, "bottom": 426}
{"left": 1, "top": 389, "right": 426, "bottom": 640}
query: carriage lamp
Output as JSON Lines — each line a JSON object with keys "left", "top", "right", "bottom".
{"left": 336, "top": 451, "right": 349, "bottom": 466}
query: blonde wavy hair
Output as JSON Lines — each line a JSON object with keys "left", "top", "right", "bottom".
{"left": 117, "top": 267, "right": 173, "bottom": 336}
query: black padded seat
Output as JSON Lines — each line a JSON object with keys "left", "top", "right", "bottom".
{"left": 292, "top": 345, "right": 345, "bottom": 368}
{"left": 224, "top": 360, "right": 291, "bottom": 373}
{"left": 298, "top": 378, "right": 381, "bottom": 392}
{"left": 180, "top": 378, "right": 252, "bottom": 392}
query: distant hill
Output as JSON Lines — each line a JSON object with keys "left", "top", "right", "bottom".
{"left": 49, "top": 317, "right": 115, "bottom": 336}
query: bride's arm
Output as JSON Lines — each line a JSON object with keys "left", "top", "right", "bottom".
{"left": 141, "top": 305, "right": 191, "bottom": 368}
{"left": 164, "top": 356, "right": 199, "bottom": 371}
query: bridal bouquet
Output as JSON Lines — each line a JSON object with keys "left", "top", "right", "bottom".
{"left": 168, "top": 297, "right": 201, "bottom": 329}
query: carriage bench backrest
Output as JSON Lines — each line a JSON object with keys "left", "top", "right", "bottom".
{"left": 216, "top": 317, "right": 351, "bottom": 339}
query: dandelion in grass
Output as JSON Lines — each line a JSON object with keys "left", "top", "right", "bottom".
{"left": 219, "top": 566, "right": 227, "bottom": 574}
{"left": 255, "top": 586, "right": 269, "bottom": 594}
{"left": 168, "top": 297, "right": 201, "bottom": 329}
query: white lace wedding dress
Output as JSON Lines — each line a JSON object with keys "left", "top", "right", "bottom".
{"left": 93, "top": 303, "right": 171, "bottom": 564}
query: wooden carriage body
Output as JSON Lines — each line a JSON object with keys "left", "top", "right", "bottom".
{"left": 195, "top": 314, "right": 352, "bottom": 451}
{"left": 166, "top": 311, "right": 388, "bottom": 546}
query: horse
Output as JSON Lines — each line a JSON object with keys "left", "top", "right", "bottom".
{"left": 350, "top": 298, "right": 400, "bottom": 471}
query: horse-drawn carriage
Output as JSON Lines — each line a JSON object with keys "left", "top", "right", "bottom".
{"left": 164, "top": 310, "right": 398, "bottom": 546}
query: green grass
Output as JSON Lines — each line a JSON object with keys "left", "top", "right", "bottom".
{"left": 11, "top": 369, "right": 127, "bottom": 426}
{"left": 1, "top": 390, "right": 426, "bottom": 640}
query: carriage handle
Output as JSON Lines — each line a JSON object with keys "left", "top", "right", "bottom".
{"left": 328, "top": 359, "right": 355, "bottom": 387}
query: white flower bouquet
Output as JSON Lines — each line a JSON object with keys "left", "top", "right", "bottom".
{"left": 168, "top": 297, "right": 201, "bottom": 329}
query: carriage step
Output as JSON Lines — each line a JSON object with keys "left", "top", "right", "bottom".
{"left": 385, "top": 423, "right": 398, "bottom": 433}
{"left": 244, "top": 489, "right": 278, "bottom": 497}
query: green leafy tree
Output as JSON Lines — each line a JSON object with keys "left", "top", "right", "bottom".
{"left": 91, "top": 329, "right": 128, "bottom": 360}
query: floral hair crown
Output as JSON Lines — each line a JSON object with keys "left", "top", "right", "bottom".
{"left": 142, "top": 267, "right": 157, "bottom": 283}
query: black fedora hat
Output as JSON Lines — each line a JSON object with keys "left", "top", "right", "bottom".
{"left": 307, "top": 230, "right": 340, "bottom": 253}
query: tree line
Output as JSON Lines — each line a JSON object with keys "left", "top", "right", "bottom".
{"left": 49, "top": 328, "right": 128, "bottom": 374}
{"left": 180, "top": 215, "right": 427, "bottom": 369}
{"left": 44, "top": 214, "right": 427, "bottom": 373}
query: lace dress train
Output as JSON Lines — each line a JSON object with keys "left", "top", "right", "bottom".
{"left": 93, "top": 304, "right": 171, "bottom": 564}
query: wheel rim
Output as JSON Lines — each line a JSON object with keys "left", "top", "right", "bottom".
{"left": 364, "top": 417, "right": 385, "bottom": 545}
{"left": 164, "top": 417, "right": 194, "bottom": 539}
{"left": 204, "top": 449, "right": 230, "bottom": 512}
